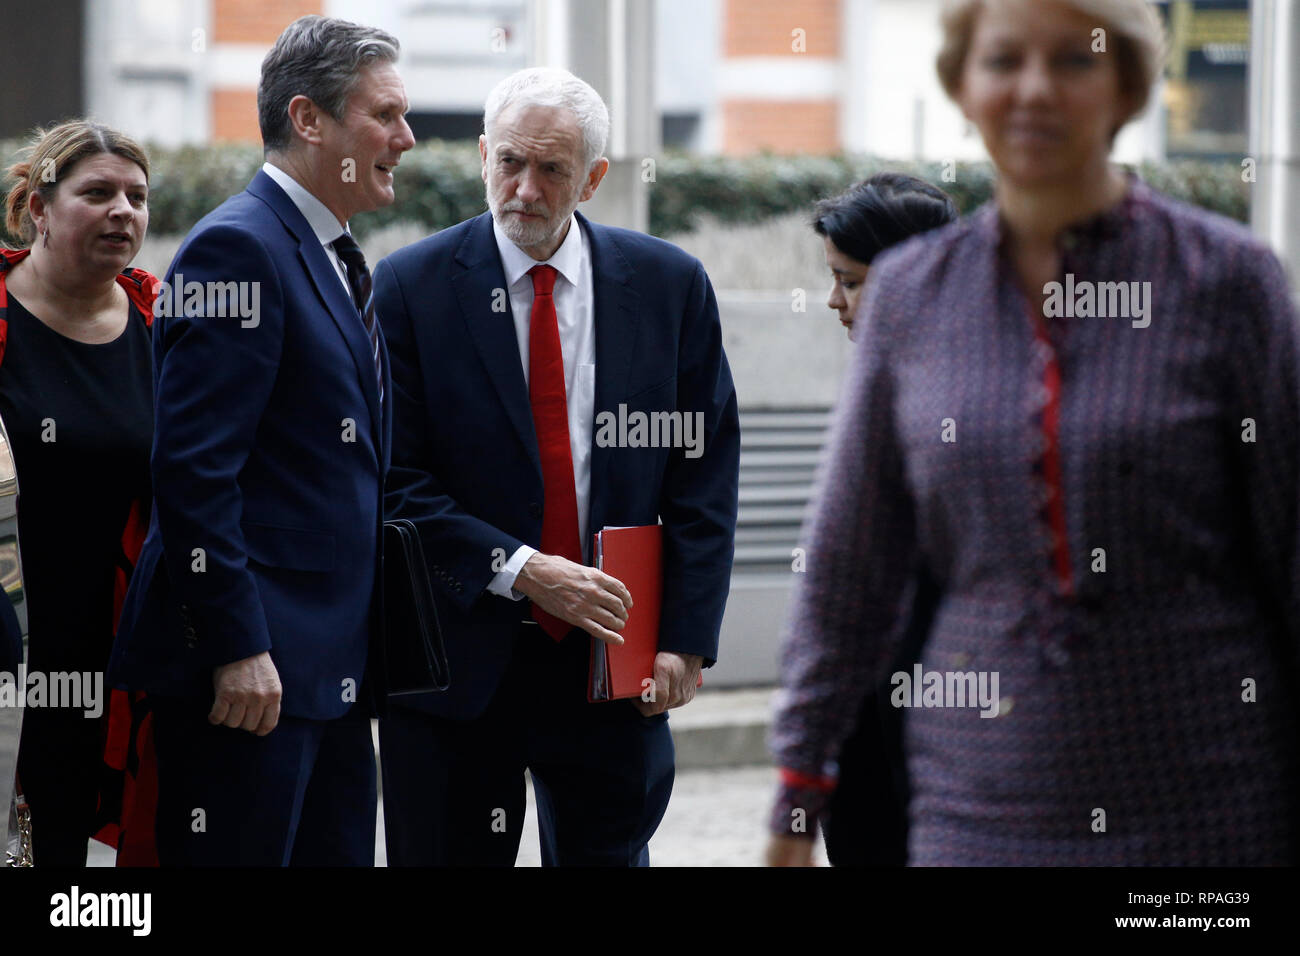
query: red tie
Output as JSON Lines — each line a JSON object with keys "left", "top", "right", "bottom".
{"left": 527, "top": 265, "right": 582, "bottom": 640}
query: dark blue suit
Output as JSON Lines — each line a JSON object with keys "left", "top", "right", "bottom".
{"left": 373, "top": 210, "right": 739, "bottom": 865}
{"left": 109, "top": 170, "right": 390, "bottom": 865}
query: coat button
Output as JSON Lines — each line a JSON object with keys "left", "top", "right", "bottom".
{"left": 529, "top": 502, "right": 542, "bottom": 518}
{"left": 183, "top": 625, "right": 198, "bottom": 648}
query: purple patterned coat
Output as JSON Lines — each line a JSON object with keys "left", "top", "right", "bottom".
{"left": 771, "top": 177, "right": 1300, "bottom": 865}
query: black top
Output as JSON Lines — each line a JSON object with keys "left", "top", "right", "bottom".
{"left": 0, "top": 291, "right": 153, "bottom": 674}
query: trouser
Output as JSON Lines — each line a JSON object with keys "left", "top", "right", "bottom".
{"left": 150, "top": 695, "right": 376, "bottom": 866}
{"left": 17, "top": 705, "right": 103, "bottom": 866}
{"left": 823, "top": 568, "right": 939, "bottom": 866}
{"left": 823, "top": 689, "right": 909, "bottom": 866}
{"left": 380, "top": 625, "right": 675, "bottom": 866}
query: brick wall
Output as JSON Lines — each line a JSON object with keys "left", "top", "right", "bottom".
{"left": 213, "top": 0, "right": 321, "bottom": 44}
{"left": 720, "top": 1, "right": 842, "bottom": 154}
{"left": 724, "top": 0, "right": 840, "bottom": 57}
{"left": 210, "top": 0, "right": 322, "bottom": 143}
{"left": 722, "top": 100, "right": 838, "bottom": 155}
{"left": 211, "top": 88, "right": 261, "bottom": 143}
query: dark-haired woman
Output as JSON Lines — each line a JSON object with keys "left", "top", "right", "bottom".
{"left": 0, "top": 121, "right": 156, "bottom": 865}
{"left": 767, "top": 173, "right": 956, "bottom": 867}
{"left": 815, "top": 173, "right": 958, "bottom": 336}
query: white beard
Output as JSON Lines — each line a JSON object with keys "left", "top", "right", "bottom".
{"left": 496, "top": 209, "right": 560, "bottom": 248}
{"left": 487, "top": 189, "right": 578, "bottom": 251}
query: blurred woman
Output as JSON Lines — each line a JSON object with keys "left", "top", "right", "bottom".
{"left": 1, "top": 121, "right": 157, "bottom": 865}
{"left": 767, "top": 175, "right": 955, "bottom": 868}
{"left": 769, "top": 0, "right": 1300, "bottom": 865}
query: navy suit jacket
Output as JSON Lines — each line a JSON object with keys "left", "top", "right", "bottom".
{"left": 373, "top": 210, "right": 740, "bottom": 720}
{"left": 109, "top": 170, "right": 391, "bottom": 721}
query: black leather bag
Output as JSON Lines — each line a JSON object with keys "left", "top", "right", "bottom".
{"left": 381, "top": 519, "right": 450, "bottom": 695}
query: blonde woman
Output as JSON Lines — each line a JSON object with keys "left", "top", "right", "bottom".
{"left": 1, "top": 121, "right": 155, "bottom": 865}
{"left": 769, "top": 0, "right": 1300, "bottom": 865}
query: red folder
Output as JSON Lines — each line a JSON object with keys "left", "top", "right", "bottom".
{"left": 587, "top": 524, "right": 702, "bottom": 702}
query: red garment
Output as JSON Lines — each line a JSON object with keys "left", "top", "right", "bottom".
{"left": 0, "top": 247, "right": 161, "bottom": 866}
{"left": 526, "top": 264, "right": 582, "bottom": 641}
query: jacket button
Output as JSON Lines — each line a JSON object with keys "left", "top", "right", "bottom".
{"left": 183, "top": 625, "right": 198, "bottom": 648}
{"left": 529, "top": 502, "right": 542, "bottom": 518}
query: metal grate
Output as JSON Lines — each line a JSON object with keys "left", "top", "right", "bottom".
{"left": 734, "top": 407, "right": 832, "bottom": 574}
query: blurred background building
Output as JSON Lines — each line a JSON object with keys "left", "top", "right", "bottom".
{"left": 0, "top": 0, "right": 1249, "bottom": 161}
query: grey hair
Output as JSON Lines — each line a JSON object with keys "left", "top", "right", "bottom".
{"left": 483, "top": 68, "right": 610, "bottom": 169}
{"left": 258, "top": 15, "right": 401, "bottom": 153}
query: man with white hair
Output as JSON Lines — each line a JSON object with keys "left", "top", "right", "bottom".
{"left": 373, "top": 67, "right": 740, "bottom": 865}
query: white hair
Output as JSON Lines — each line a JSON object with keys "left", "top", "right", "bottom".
{"left": 483, "top": 67, "right": 610, "bottom": 169}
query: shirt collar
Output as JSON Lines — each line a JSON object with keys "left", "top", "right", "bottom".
{"left": 975, "top": 170, "right": 1149, "bottom": 250}
{"left": 261, "top": 162, "right": 348, "bottom": 247}
{"left": 492, "top": 212, "right": 584, "bottom": 290}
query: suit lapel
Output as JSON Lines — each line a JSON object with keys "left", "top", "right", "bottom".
{"left": 582, "top": 213, "right": 642, "bottom": 536}
{"left": 452, "top": 213, "right": 541, "bottom": 472}
{"left": 248, "top": 171, "right": 383, "bottom": 445}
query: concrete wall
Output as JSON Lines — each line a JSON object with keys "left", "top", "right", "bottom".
{"left": 717, "top": 292, "right": 851, "bottom": 409}
{"left": 711, "top": 292, "right": 848, "bottom": 687}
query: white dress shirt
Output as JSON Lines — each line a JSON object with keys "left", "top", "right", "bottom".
{"left": 487, "top": 213, "right": 597, "bottom": 599}
{"left": 261, "top": 162, "right": 353, "bottom": 295}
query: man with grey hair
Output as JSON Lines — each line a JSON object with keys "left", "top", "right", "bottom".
{"left": 110, "top": 15, "right": 414, "bottom": 865}
{"left": 374, "top": 67, "right": 740, "bottom": 865}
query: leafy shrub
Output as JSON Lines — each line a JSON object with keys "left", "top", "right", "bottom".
{"left": 0, "top": 138, "right": 1248, "bottom": 246}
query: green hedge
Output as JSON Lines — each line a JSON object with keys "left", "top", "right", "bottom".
{"left": 647, "top": 153, "right": 1249, "bottom": 233}
{"left": 0, "top": 138, "right": 1249, "bottom": 244}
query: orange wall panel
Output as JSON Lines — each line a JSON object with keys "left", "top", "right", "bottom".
{"left": 723, "top": 99, "right": 839, "bottom": 155}
{"left": 211, "top": 88, "right": 262, "bottom": 143}
{"left": 724, "top": 0, "right": 840, "bottom": 57}
{"left": 213, "top": 0, "right": 322, "bottom": 44}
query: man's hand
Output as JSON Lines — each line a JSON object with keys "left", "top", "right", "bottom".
{"left": 633, "top": 651, "right": 704, "bottom": 716}
{"left": 514, "top": 552, "right": 631, "bottom": 645}
{"left": 209, "top": 650, "right": 282, "bottom": 735}
{"left": 765, "top": 834, "right": 817, "bottom": 867}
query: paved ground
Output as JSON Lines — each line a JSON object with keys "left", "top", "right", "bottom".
{"left": 87, "top": 763, "right": 828, "bottom": 867}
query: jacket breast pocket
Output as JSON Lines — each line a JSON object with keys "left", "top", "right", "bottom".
{"left": 241, "top": 521, "right": 336, "bottom": 572}
{"left": 623, "top": 373, "right": 676, "bottom": 407}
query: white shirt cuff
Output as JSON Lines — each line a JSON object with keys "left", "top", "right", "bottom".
{"left": 486, "top": 545, "right": 538, "bottom": 600}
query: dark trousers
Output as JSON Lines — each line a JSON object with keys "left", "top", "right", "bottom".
{"left": 823, "top": 691, "right": 909, "bottom": 866}
{"left": 17, "top": 706, "right": 103, "bottom": 866}
{"left": 150, "top": 695, "right": 376, "bottom": 866}
{"left": 380, "top": 625, "right": 675, "bottom": 866}
{"left": 823, "top": 569, "right": 939, "bottom": 867}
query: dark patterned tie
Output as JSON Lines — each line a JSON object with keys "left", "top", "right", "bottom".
{"left": 331, "top": 233, "right": 384, "bottom": 403}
